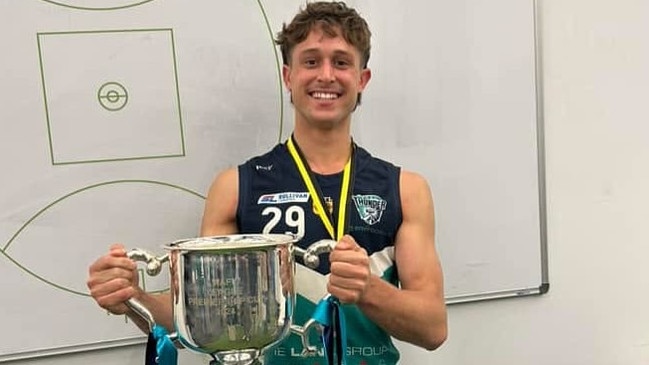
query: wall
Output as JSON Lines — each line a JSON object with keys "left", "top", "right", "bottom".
{"left": 7, "top": 0, "right": 649, "bottom": 364}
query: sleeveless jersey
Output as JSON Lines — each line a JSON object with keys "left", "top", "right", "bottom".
{"left": 237, "top": 142, "right": 403, "bottom": 365}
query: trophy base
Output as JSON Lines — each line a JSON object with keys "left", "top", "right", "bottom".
{"left": 208, "top": 349, "right": 261, "bottom": 365}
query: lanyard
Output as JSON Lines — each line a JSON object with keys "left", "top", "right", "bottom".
{"left": 287, "top": 134, "right": 354, "bottom": 365}
{"left": 286, "top": 135, "right": 354, "bottom": 240}
{"left": 145, "top": 325, "right": 177, "bottom": 365}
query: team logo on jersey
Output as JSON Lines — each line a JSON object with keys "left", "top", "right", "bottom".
{"left": 258, "top": 192, "right": 310, "bottom": 204}
{"left": 352, "top": 194, "right": 387, "bottom": 225}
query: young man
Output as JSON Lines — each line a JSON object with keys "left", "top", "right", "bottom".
{"left": 87, "top": 2, "right": 447, "bottom": 364}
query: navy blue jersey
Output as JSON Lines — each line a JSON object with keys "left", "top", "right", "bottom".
{"left": 237, "top": 142, "right": 403, "bottom": 365}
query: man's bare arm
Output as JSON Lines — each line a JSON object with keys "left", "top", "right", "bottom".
{"left": 200, "top": 167, "right": 239, "bottom": 236}
{"left": 355, "top": 170, "right": 448, "bottom": 350}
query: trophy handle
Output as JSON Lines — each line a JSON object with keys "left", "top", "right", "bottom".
{"left": 290, "top": 239, "right": 338, "bottom": 356}
{"left": 125, "top": 248, "right": 169, "bottom": 332}
{"left": 289, "top": 318, "right": 323, "bottom": 356}
{"left": 293, "top": 239, "right": 337, "bottom": 269}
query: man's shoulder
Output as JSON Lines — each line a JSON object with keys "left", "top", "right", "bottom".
{"left": 354, "top": 144, "right": 401, "bottom": 176}
{"left": 240, "top": 143, "right": 287, "bottom": 167}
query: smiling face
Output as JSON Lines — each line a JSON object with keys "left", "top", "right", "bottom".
{"left": 282, "top": 26, "right": 371, "bottom": 130}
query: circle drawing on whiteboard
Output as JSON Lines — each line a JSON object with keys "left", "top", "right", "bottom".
{"left": 1, "top": 180, "right": 205, "bottom": 297}
{"left": 39, "top": 0, "right": 156, "bottom": 11}
{"left": 98, "top": 82, "right": 129, "bottom": 111}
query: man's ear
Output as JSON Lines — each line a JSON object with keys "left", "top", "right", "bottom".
{"left": 358, "top": 68, "right": 372, "bottom": 92}
{"left": 282, "top": 64, "right": 292, "bottom": 91}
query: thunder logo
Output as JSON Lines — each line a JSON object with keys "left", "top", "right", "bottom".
{"left": 352, "top": 194, "right": 387, "bottom": 225}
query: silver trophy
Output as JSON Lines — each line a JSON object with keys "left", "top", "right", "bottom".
{"left": 125, "top": 234, "right": 337, "bottom": 365}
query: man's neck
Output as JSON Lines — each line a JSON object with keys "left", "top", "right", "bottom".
{"left": 291, "top": 127, "right": 352, "bottom": 175}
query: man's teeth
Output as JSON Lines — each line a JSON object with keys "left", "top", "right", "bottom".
{"left": 312, "top": 92, "right": 338, "bottom": 100}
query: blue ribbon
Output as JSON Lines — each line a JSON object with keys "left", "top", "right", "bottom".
{"left": 145, "top": 325, "right": 177, "bottom": 365}
{"left": 312, "top": 296, "right": 347, "bottom": 365}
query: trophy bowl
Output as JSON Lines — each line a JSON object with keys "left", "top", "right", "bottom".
{"left": 127, "top": 234, "right": 299, "bottom": 365}
{"left": 170, "top": 234, "right": 298, "bottom": 364}
{"left": 126, "top": 234, "right": 336, "bottom": 365}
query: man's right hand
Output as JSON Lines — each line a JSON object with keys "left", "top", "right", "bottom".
{"left": 87, "top": 244, "right": 141, "bottom": 315}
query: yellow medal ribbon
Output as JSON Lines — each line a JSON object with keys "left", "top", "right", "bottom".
{"left": 286, "top": 136, "right": 352, "bottom": 240}
{"left": 287, "top": 135, "right": 353, "bottom": 365}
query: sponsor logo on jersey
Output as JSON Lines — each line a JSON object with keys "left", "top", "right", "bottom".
{"left": 258, "top": 192, "right": 310, "bottom": 204}
{"left": 255, "top": 164, "right": 273, "bottom": 171}
{"left": 270, "top": 345, "right": 390, "bottom": 359}
{"left": 352, "top": 194, "right": 387, "bottom": 225}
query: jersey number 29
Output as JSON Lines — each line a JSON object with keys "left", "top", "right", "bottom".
{"left": 261, "top": 206, "right": 305, "bottom": 237}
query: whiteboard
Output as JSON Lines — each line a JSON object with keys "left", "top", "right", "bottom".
{"left": 0, "top": 0, "right": 547, "bottom": 361}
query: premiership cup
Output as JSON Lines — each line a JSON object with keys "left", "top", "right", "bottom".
{"left": 125, "top": 234, "right": 337, "bottom": 365}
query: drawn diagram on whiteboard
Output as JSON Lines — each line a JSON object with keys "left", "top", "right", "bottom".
{"left": 37, "top": 29, "right": 185, "bottom": 165}
{"left": 2, "top": 0, "right": 287, "bottom": 360}
{"left": 98, "top": 82, "right": 129, "bottom": 111}
{"left": 0, "top": 180, "right": 207, "bottom": 361}
{"left": 2, "top": 180, "right": 205, "bottom": 296}
{"left": 40, "top": 0, "right": 157, "bottom": 11}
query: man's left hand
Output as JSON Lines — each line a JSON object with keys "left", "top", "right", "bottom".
{"left": 328, "top": 235, "right": 371, "bottom": 304}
